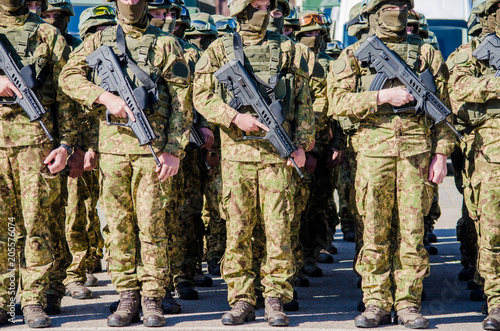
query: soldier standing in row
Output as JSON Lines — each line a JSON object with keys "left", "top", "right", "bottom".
{"left": 193, "top": 0, "right": 315, "bottom": 325}
{"left": 59, "top": 0, "right": 192, "bottom": 326}
{"left": 448, "top": 0, "right": 500, "bottom": 329}
{"left": 329, "top": 0, "right": 456, "bottom": 328}
{"left": 0, "top": 0, "right": 75, "bottom": 326}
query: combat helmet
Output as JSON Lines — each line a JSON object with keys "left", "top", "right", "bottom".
{"left": 212, "top": 14, "right": 236, "bottom": 35}
{"left": 468, "top": 0, "right": 486, "bottom": 36}
{"left": 284, "top": 5, "right": 300, "bottom": 30}
{"left": 228, "top": 0, "right": 277, "bottom": 17}
{"left": 346, "top": 1, "right": 368, "bottom": 37}
{"left": 175, "top": 4, "right": 190, "bottom": 29}
{"left": 78, "top": 5, "right": 116, "bottom": 38}
{"left": 418, "top": 12, "right": 429, "bottom": 38}
{"left": 184, "top": 12, "right": 218, "bottom": 37}
{"left": 485, "top": 0, "right": 500, "bottom": 14}
{"left": 148, "top": 0, "right": 173, "bottom": 10}
{"left": 45, "top": 0, "right": 74, "bottom": 16}
{"left": 274, "top": 0, "right": 290, "bottom": 17}
{"left": 298, "top": 10, "right": 328, "bottom": 34}
{"left": 365, "top": 0, "right": 413, "bottom": 14}
{"left": 407, "top": 9, "right": 420, "bottom": 33}
{"left": 325, "top": 40, "right": 344, "bottom": 58}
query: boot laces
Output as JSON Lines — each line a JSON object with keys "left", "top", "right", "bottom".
{"left": 144, "top": 297, "right": 163, "bottom": 315}
{"left": 117, "top": 291, "right": 137, "bottom": 313}
{"left": 233, "top": 301, "right": 250, "bottom": 313}
{"left": 26, "top": 305, "right": 45, "bottom": 314}
{"left": 267, "top": 297, "right": 283, "bottom": 312}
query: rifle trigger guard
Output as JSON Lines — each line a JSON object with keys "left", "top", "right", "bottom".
{"left": 106, "top": 109, "right": 129, "bottom": 127}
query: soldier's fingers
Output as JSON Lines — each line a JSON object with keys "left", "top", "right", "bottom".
{"left": 9, "top": 82, "right": 22, "bottom": 99}
{"left": 407, "top": 92, "right": 415, "bottom": 102}
{"left": 256, "top": 121, "right": 270, "bottom": 132}
{"left": 43, "top": 150, "right": 57, "bottom": 165}
{"left": 125, "top": 106, "right": 136, "bottom": 122}
{"left": 158, "top": 164, "right": 169, "bottom": 181}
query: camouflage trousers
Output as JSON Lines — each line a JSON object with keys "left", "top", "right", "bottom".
{"left": 202, "top": 160, "right": 226, "bottom": 262}
{"left": 355, "top": 153, "right": 432, "bottom": 312}
{"left": 220, "top": 161, "right": 294, "bottom": 306}
{"left": 469, "top": 156, "right": 500, "bottom": 312}
{"left": 85, "top": 169, "right": 103, "bottom": 269}
{"left": 64, "top": 169, "right": 100, "bottom": 285}
{"left": 0, "top": 144, "right": 59, "bottom": 308}
{"left": 338, "top": 158, "right": 356, "bottom": 235}
{"left": 46, "top": 175, "right": 70, "bottom": 299}
{"left": 290, "top": 171, "right": 310, "bottom": 280}
{"left": 99, "top": 153, "right": 169, "bottom": 298}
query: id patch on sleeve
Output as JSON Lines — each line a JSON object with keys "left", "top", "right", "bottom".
{"left": 333, "top": 58, "right": 347, "bottom": 74}
{"left": 172, "top": 61, "right": 189, "bottom": 79}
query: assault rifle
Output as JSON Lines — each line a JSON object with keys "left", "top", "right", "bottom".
{"left": 0, "top": 37, "right": 53, "bottom": 141}
{"left": 189, "top": 110, "right": 210, "bottom": 170}
{"left": 353, "top": 35, "right": 463, "bottom": 140}
{"left": 86, "top": 45, "right": 161, "bottom": 167}
{"left": 214, "top": 59, "right": 304, "bottom": 178}
{"left": 472, "top": 33, "right": 500, "bottom": 77}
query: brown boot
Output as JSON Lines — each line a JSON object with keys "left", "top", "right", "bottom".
{"left": 107, "top": 290, "right": 141, "bottom": 327}
{"left": 397, "top": 306, "right": 428, "bottom": 329}
{"left": 354, "top": 304, "right": 391, "bottom": 328}
{"left": 264, "top": 297, "right": 289, "bottom": 326}
{"left": 84, "top": 270, "right": 99, "bottom": 287}
{"left": 221, "top": 300, "right": 255, "bottom": 325}
{"left": 142, "top": 296, "right": 166, "bottom": 327}
{"left": 483, "top": 307, "right": 500, "bottom": 330}
{"left": 66, "top": 281, "right": 92, "bottom": 299}
{"left": 23, "top": 305, "right": 51, "bottom": 328}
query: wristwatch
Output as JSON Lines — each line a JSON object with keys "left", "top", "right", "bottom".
{"left": 59, "top": 144, "right": 74, "bottom": 157}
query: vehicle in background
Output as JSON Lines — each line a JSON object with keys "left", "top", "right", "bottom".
{"left": 68, "top": 0, "right": 108, "bottom": 37}
{"left": 334, "top": 0, "right": 471, "bottom": 59}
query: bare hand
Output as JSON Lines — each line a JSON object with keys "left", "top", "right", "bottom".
{"left": 304, "top": 152, "right": 317, "bottom": 173}
{"left": 96, "top": 91, "right": 136, "bottom": 121}
{"left": 200, "top": 127, "right": 214, "bottom": 148}
{"left": 156, "top": 152, "right": 180, "bottom": 181}
{"left": 43, "top": 146, "right": 68, "bottom": 174}
{"left": 377, "top": 87, "right": 414, "bottom": 107}
{"left": 83, "top": 151, "right": 98, "bottom": 171}
{"left": 289, "top": 147, "right": 306, "bottom": 169}
{"left": 67, "top": 149, "right": 85, "bottom": 178}
{"left": 0, "top": 76, "right": 22, "bottom": 98}
{"left": 205, "top": 148, "right": 219, "bottom": 168}
{"left": 326, "top": 148, "right": 344, "bottom": 169}
{"left": 232, "top": 113, "right": 269, "bottom": 132}
{"left": 428, "top": 153, "right": 447, "bottom": 184}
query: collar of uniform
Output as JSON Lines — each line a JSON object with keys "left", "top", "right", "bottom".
{"left": 0, "top": 10, "right": 29, "bottom": 26}
{"left": 119, "top": 20, "right": 150, "bottom": 38}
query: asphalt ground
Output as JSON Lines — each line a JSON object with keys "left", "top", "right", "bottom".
{"left": 5, "top": 170, "right": 486, "bottom": 330}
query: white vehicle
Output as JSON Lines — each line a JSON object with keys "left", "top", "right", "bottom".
{"left": 334, "top": 0, "right": 472, "bottom": 59}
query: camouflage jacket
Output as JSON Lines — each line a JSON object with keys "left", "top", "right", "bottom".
{"left": 448, "top": 33, "right": 500, "bottom": 163}
{"left": 193, "top": 31, "right": 315, "bottom": 164}
{"left": 0, "top": 11, "right": 76, "bottom": 148}
{"left": 327, "top": 38, "right": 456, "bottom": 158}
{"left": 59, "top": 23, "right": 192, "bottom": 158}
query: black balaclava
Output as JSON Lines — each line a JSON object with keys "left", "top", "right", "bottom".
{"left": 268, "top": 2, "right": 284, "bottom": 33}
{"left": 188, "top": 35, "right": 216, "bottom": 50}
{"left": 44, "top": 13, "right": 70, "bottom": 33}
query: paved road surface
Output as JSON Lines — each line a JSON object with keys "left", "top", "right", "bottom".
{"left": 6, "top": 172, "right": 486, "bottom": 330}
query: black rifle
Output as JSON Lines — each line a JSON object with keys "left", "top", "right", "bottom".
{"left": 472, "top": 33, "right": 500, "bottom": 77}
{"left": 86, "top": 45, "right": 161, "bottom": 167}
{"left": 354, "top": 35, "right": 463, "bottom": 139}
{"left": 0, "top": 37, "right": 53, "bottom": 141}
{"left": 214, "top": 59, "right": 304, "bottom": 178}
{"left": 189, "top": 111, "right": 210, "bottom": 170}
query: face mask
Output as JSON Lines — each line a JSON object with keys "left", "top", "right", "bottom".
{"left": 299, "top": 34, "right": 321, "bottom": 52}
{"left": 378, "top": 3, "right": 408, "bottom": 32}
{"left": 116, "top": 0, "right": 147, "bottom": 25}
{"left": 241, "top": 4, "right": 269, "bottom": 33}
{"left": 0, "top": 0, "right": 24, "bottom": 12}
{"left": 150, "top": 17, "right": 164, "bottom": 29}
{"left": 163, "top": 17, "right": 175, "bottom": 33}
{"left": 44, "top": 14, "right": 69, "bottom": 33}
{"left": 173, "top": 23, "right": 186, "bottom": 38}
{"left": 267, "top": 3, "right": 284, "bottom": 33}
{"left": 190, "top": 35, "right": 215, "bottom": 50}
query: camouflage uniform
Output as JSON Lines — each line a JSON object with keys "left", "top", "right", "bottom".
{"left": 328, "top": 13, "right": 455, "bottom": 313}
{"left": 193, "top": 25, "right": 315, "bottom": 306}
{"left": 0, "top": 10, "right": 75, "bottom": 311}
{"left": 447, "top": 9, "right": 500, "bottom": 313}
{"left": 59, "top": 22, "right": 192, "bottom": 299}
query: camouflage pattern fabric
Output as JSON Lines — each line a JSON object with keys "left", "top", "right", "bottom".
{"left": 85, "top": 170, "right": 103, "bottom": 270}
{"left": 447, "top": 30, "right": 500, "bottom": 313}
{"left": 219, "top": 161, "right": 295, "bottom": 305}
{"left": 328, "top": 37, "right": 456, "bottom": 312}
{"left": 59, "top": 22, "right": 192, "bottom": 297}
{"left": 0, "top": 11, "right": 75, "bottom": 309}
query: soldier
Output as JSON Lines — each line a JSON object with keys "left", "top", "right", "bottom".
{"left": 78, "top": 5, "right": 117, "bottom": 38}
{"left": 213, "top": 14, "right": 236, "bottom": 36}
{"left": 447, "top": 0, "right": 500, "bottom": 329}
{"left": 328, "top": 0, "right": 456, "bottom": 328}
{"left": 193, "top": 0, "right": 315, "bottom": 326}
{"left": 59, "top": 0, "right": 192, "bottom": 326}
{"left": 184, "top": 13, "right": 218, "bottom": 51}
{"left": 172, "top": 4, "right": 190, "bottom": 39}
{"left": 0, "top": 0, "right": 75, "bottom": 326}
{"left": 282, "top": 5, "right": 299, "bottom": 38}
{"left": 26, "top": 0, "right": 42, "bottom": 15}
{"left": 324, "top": 40, "right": 344, "bottom": 60}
